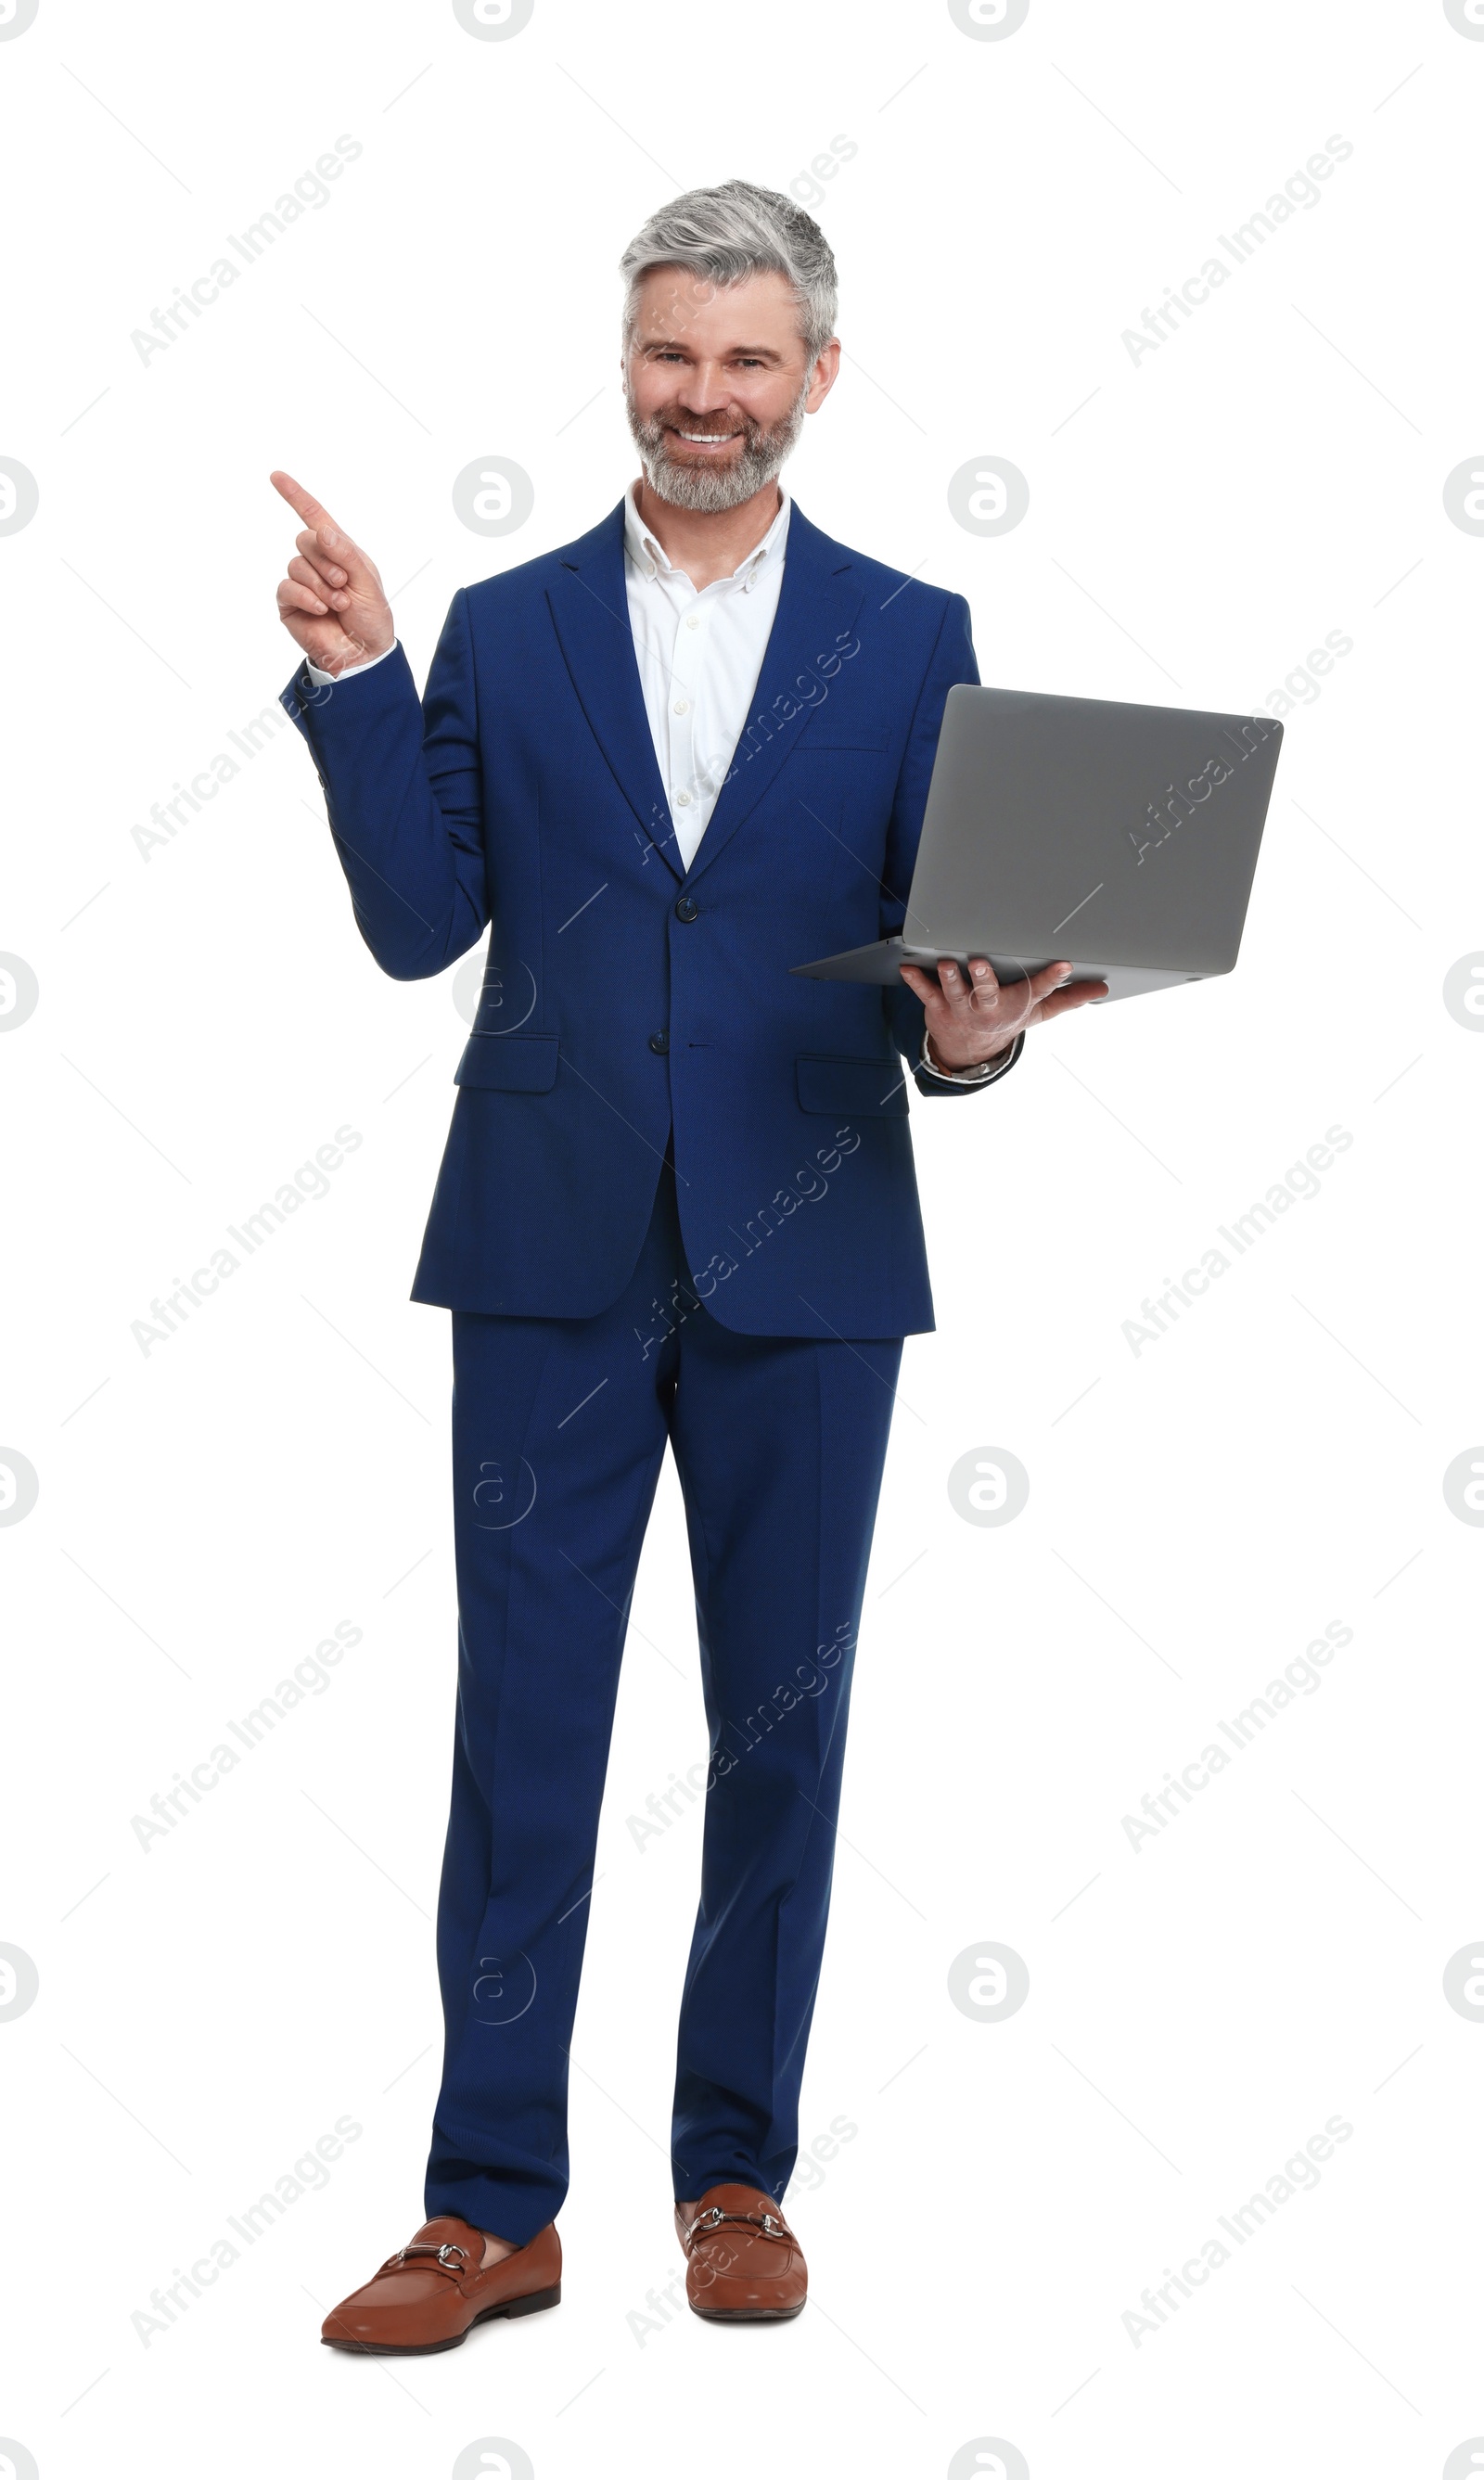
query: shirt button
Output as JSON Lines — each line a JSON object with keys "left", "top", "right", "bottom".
{"left": 684, "top": 614, "right": 702, "bottom": 631}
{"left": 649, "top": 1029, "right": 670, "bottom": 1055}
{"left": 673, "top": 699, "right": 689, "bottom": 714}
{"left": 674, "top": 789, "right": 692, "bottom": 806}
{"left": 674, "top": 894, "right": 698, "bottom": 922}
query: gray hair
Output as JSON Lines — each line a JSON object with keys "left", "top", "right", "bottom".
{"left": 619, "top": 180, "right": 838, "bottom": 361}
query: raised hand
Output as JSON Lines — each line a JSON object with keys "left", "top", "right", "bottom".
{"left": 899, "top": 955, "right": 1109, "bottom": 1072}
{"left": 270, "top": 469, "right": 395, "bottom": 676}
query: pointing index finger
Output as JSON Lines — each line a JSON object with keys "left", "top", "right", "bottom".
{"left": 269, "top": 468, "right": 360, "bottom": 567}
{"left": 270, "top": 468, "right": 332, "bottom": 527}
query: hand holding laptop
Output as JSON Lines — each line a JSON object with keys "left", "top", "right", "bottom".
{"left": 901, "top": 954, "right": 1109, "bottom": 1071}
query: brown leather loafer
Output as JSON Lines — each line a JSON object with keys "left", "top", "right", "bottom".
{"left": 676, "top": 2183, "right": 807, "bottom": 2320}
{"left": 321, "top": 2214, "right": 560, "bottom": 2354}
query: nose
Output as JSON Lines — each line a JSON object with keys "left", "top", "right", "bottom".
{"left": 673, "top": 362, "right": 735, "bottom": 416}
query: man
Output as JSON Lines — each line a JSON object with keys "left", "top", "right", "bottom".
{"left": 273, "top": 180, "right": 1102, "bottom": 2355}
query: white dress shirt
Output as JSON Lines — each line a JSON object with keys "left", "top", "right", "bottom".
{"left": 620, "top": 479, "right": 787, "bottom": 871}
{"left": 302, "top": 486, "right": 1004, "bottom": 1083}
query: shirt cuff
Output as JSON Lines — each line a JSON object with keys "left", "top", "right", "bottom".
{"left": 304, "top": 641, "right": 399, "bottom": 688}
{"left": 918, "top": 1026, "right": 1024, "bottom": 1087}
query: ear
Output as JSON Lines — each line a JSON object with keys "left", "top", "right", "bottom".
{"left": 804, "top": 337, "right": 841, "bottom": 414}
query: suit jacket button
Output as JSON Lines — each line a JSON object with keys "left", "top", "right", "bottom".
{"left": 674, "top": 894, "right": 698, "bottom": 922}
{"left": 649, "top": 1029, "right": 670, "bottom": 1055}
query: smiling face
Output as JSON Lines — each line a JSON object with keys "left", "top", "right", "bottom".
{"left": 622, "top": 264, "right": 839, "bottom": 513}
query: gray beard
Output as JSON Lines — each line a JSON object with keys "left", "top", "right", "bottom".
{"left": 624, "top": 383, "right": 809, "bottom": 514}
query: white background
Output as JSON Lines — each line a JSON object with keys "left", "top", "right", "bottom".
{"left": 3, "top": 3, "right": 1482, "bottom": 2475}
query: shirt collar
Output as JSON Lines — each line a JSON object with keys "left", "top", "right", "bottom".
{"left": 624, "top": 478, "right": 791, "bottom": 592}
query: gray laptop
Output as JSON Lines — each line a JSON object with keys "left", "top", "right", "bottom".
{"left": 791, "top": 683, "right": 1282, "bottom": 1002}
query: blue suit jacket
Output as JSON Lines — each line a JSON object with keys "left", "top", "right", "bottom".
{"left": 279, "top": 498, "right": 1018, "bottom": 1337}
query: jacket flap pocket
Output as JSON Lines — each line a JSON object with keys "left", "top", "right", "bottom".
{"left": 454, "top": 1034, "right": 559, "bottom": 1093}
{"left": 795, "top": 1053, "right": 908, "bottom": 1117}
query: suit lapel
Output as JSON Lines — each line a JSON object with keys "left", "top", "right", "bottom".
{"left": 544, "top": 503, "right": 683, "bottom": 878}
{"left": 543, "top": 499, "right": 867, "bottom": 889}
{"left": 684, "top": 505, "right": 866, "bottom": 888}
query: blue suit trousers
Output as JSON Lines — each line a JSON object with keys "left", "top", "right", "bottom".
{"left": 424, "top": 1154, "right": 902, "bottom": 2242}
